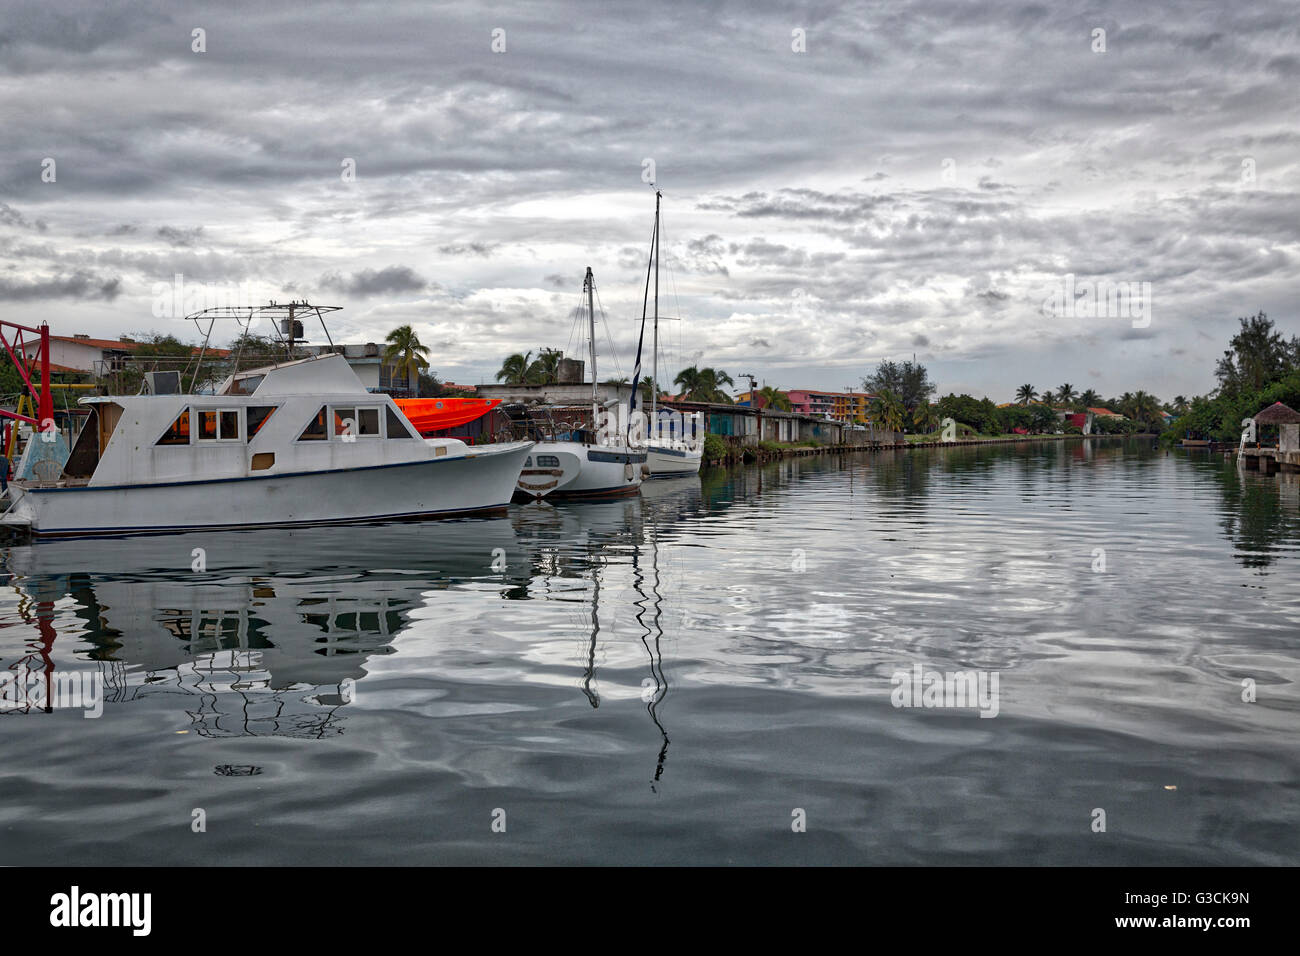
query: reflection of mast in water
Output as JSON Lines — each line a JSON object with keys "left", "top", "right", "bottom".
{"left": 631, "top": 524, "right": 670, "bottom": 790}
{"left": 581, "top": 556, "right": 601, "bottom": 708}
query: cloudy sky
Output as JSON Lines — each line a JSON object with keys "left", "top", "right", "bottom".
{"left": 1, "top": 0, "right": 1296, "bottom": 400}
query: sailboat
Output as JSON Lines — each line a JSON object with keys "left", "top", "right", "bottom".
{"left": 640, "top": 191, "right": 704, "bottom": 478}
{"left": 513, "top": 267, "right": 646, "bottom": 500}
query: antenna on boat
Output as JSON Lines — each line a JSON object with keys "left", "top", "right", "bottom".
{"left": 182, "top": 301, "right": 342, "bottom": 393}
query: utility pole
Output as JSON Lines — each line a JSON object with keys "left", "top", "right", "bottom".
{"left": 742, "top": 373, "right": 759, "bottom": 442}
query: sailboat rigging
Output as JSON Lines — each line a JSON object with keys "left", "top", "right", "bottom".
{"left": 641, "top": 192, "right": 704, "bottom": 478}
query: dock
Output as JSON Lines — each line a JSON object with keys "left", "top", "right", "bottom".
{"left": 1238, "top": 447, "right": 1300, "bottom": 473}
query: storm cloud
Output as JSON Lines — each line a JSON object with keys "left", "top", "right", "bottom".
{"left": 0, "top": 0, "right": 1295, "bottom": 398}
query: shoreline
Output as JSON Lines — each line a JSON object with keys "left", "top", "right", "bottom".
{"left": 705, "top": 432, "right": 1144, "bottom": 468}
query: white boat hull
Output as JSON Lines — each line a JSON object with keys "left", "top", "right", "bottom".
{"left": 4, "top": 441, "right": 534, "bottom": 536}
{"left": 646, "top": 443, "right": 703, "bottom": 478}
{"left": 515, "top": 441, "right": 646, "bottom": 500}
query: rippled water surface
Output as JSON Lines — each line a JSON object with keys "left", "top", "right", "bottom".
{"left": 1, "top": 439, "right": 1297, "bottom": 865}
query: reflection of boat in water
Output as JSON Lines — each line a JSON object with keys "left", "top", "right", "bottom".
{"left": 2, "top": 519, "right": 529, "bottom": 736}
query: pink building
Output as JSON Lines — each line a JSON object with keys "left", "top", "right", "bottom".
{"left": 784, "top": 389, "right": 872, "bottom": 423}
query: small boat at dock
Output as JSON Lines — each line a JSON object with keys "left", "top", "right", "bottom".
{"left": 512, "top": 267, "right": 646, "bottom": 501}
{"left": 394, "top": 397, "right": 500, "bottom": 435}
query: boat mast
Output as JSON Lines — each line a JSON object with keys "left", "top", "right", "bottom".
{"left": 586, "top": 266, "right": 597, "bottom": 427}
{"left": 651, "top": 191, "right": 660, "bottom": 443}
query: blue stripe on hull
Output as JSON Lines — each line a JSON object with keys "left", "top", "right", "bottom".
{"left": 23, "top": 503, "right": 509, "bottom": 539}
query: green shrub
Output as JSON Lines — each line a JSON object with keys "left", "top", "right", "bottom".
{"left": 703, "top": 434, "right": 728, "bottom": 461}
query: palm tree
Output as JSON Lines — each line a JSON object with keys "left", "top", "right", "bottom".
{"left": 495, "top": 351, "right": 534, "bottom": 385}
{"left": 674, "top": 366, "right": 734, "bottom": 404}
{"left": 527, "top": 349, "right": 562, "bottom": 385}
{"left": 1124, "top": 390, "right": 1161, "bottom": 429}
{"left": 1170, "top": 395, "right": 1189, "bottom": 415}
{"left": 756, "top": 385, "right": 792, "bottom": 411}
{"left": 1015, "top": 384, "right": 1036, "bottom": 405}
{"left": 913, "top": 401, "right": 936, "bottom": 433}
{"left": 870, "top": 389, "right": 906, "bottom": 434}
{"left": 1057, "top": 383, "right": 1077, "bottom": 406}
{"left": 1078, "top": 388, "right": 1101, "bottom": 409}
{"left": 1040, "top": 389, "right": 1056, "bottom": 407}
{"left": 383, "top": 325, "right": 431, "bottom": 397}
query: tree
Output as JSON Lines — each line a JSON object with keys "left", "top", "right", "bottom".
{"left": 1015, "top": 384, "right": 1036, "bottom": 405}
{"left": 1169, "top": 395, "right": 1189, "bottom": 415}
{"left": 1040, "top": 389, "right": 1056, "bottom": 407}
{"left": 673, "top": 366, "right": 734, "bottom": 403}
{"left": 1057, "top": 383, "right": 1077, "bottom": 405}
{"left": 608, "top": 375, "right": 661, "bottom": 404}
{"left": 526, "top": 348, "right": 563, "bottom": 385}
{"left": 226, "top": 331, "right": 285, "bottom": 370}
{"left": 862, "top": 359, "right": 935, "bottom": 412}
{"left": 383, "top": 325, "right": 430, "bottom": 397}
{"left": 936, "top": 392, "right": 1001, "bottom": 434}
{"left": 869, "top": 389, "right": 906, "bottom": 433}
{"left": 1120, "top": 390, "right": 1163, "bottom": 430}
{"left": 1215, "top": 311, "right": 1298, "bottom": 396}
{"left": 495, "top": 351, "right": 534, "bottom": 385}
{"left": 1078, "top": 388, "right": 1101, "bottom": 409}
{"left": 1029, "top": 403, "right": 1059, "bottom": 433}
{"left": 105, "top": 332, "right": 215, "bottom": 394}
{"left": 756, "top": 385, "right": 792, "bottom": 411}
{"left": 418, "top": 370, "right": 446, "bottom": 397}
{"left": 912, "top": 402, "right": 936, "bottom": 433}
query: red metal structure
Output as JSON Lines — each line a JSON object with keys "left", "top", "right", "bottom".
{"left": 0, "top": 320, "right": 53, "bottom": 427}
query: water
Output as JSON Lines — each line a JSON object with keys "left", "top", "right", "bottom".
{"left": 1, "top": 439, "right": 1296, "bottom": 865}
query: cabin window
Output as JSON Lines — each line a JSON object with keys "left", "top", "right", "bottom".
{"left": 333, "top": 406, "right": 380, "bottom": 439}
{"left": 524, "top": 456, "right": 533, "bottom": 468}
{"left": 386, "top": 406, "right": 414, "bottom": 439}
{"left": 247, "top": 406, "right": 277, "bottom": 437}
{"left": 333, "top": 408, "right": 354, "bottom": 438}
{"left": 298, "top": 407, "right": 328, "bottom": 441}
{"left": 198, "top": 411, "right": 218, "bottom": 440}
{"left": 156, "top": 408, "right": 191, "bottom": 445}
{"left": 197, "top": 409, "right": 242, "bottom": 442}
{"left": 220, "top": 410, "right": 240, "bottom": 440}
{"left": 537, "top": 455, "right": 560, "bottom": 468}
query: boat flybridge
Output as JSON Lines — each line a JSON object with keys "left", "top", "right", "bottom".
{"left": 2, "top": 348, "right": 533, "bottom": 537}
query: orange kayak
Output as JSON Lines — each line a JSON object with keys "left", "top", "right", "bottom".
{"left": 394, "top": 397, "right": 499, "bottom": 435}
